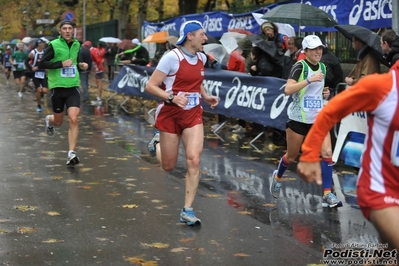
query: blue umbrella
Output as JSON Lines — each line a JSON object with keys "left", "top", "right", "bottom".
{"left": 11, "top": 39, "right": 21, "bottom": 44}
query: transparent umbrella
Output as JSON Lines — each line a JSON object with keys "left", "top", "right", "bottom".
{"left": 203, "top": 43, "right": 230, "bottom": 66}
{"left": 219, "top": 32, "right": 246, "bottom": 54}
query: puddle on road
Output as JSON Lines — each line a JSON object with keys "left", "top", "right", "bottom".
{"left": 81, "top": 102, "right": 379, "bottom": 253}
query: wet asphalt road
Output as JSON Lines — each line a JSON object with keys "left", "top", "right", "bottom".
{"left": 0, "top": 75, "right": 378, "bottom": 266}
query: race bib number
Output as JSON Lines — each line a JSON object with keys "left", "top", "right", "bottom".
{"left": 34, "top": 71, "right": 45, "bottom": 79}
{"left": 391, "top": 131, "right": 399, "bottom": 166}
{"left": 60, "top": 66, "right": 76, "bottom": 77}
{"left": 17, "top": 63, "right": 24, "bottom": 69}
{"left": 5, "top": 62, "right": 10, "bottom": 67}
{"left": 303, "top": 96, "right": 322, "bottom": 112}
{"left": 177, "top": 92, "right": 200, "bottom": 110}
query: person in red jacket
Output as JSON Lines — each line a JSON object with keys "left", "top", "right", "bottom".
{"left": 297, "top": 61, "right": 399, "bottom": 251}
{"left": 90, "top": 42, "right": 106, "bottom": 105}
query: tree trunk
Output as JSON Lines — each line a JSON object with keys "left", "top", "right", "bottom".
{"left": 178, "top": 0, "right": 199, "bottom": 16}
{"left": 156, "top": 0, "right": 165, "bottom": 21}
{"left": 118, "top": 0, "right": 133, "bottom": 39}
{"left": 137, "top": 0, "right": 148, "bottom": 39}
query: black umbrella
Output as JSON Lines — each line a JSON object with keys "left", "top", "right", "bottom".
{"left": 262, "top": 3, "right": 337, "bottom": 31}
{"left": 247, "top": 34, "right": 277, "bottom": 58}
{"left": 334, "top": 25, "right": 387, "bottom": 66}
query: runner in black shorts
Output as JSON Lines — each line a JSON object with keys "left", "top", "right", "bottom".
{"left": 39, "top": 21, "right": 88, "bottom": 166}
{"left": 25, "top": 38, "right": 49, "bottom": 112}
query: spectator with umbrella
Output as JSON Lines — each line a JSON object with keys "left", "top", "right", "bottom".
{"left": 380, "top": 29, "right": 399, "bottom": 68}
{"left": 260, "top": 21, "right": 289, "bottom": 53}
{"left": 335, "top": 25, "right": 382, "bottom": 86}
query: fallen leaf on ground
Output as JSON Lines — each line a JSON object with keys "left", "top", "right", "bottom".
{"left": 237, "top": 210, "right": 252, "bottom": 215}
{"left": 179, "top": 237, "right": 195, "bottom": 243}
{"left": 47, "top": 211, "right": 61, "bottom": 216}
{"left": 65, "top": 179, "right": 83, "bottom": 184}
{"left": 78, "top": 185, "right": 93, "bottom": 190}
{"left": 171, "top": 247, "right": 188, "bottom": 252}
{"left": 205, "top": 194, "right": 221, "bottom": 198}
{"left": 141, "top": 242, "right": 169, "bottom": 249}
{"left": 17, "top": 227, "right": 37, "bottom": 234}
{"left": 42, "top": 239, "right": 65, "bottom": 243}
{"left": 14, "top": 205, "right": 37, "bottom": 212}
{"left": 123, "top": 204, "right": 138, "bottom": 209}
{"left": 138, "top": 167, "right": 151, "bottom": 170}
{"left": 108, "top": 192, "right": 121, "bottom": 197}
{"left": 0, "top": 229, "right": 8, "bottom": 234}
{"left": 233, "top": 252, "right": 250, "bottom": 257}
{"left": 80, "top": 168, "right": 93, "bottom": 172}
{"left": 135, "top": 191, "right": 148, "bottom": 194}
{"left": 262, "top": 203, "right": 276, "bottom": 207}
{"left": 51, "top": 176, "right": 63, "bottom": 180}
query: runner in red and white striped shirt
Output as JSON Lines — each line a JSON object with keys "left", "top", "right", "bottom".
{"left": 297, "top": 61, "right": 399, "bottom": 250}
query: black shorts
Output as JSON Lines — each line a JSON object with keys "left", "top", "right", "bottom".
{"left": 286, "top": 120, "right": 313, "bottom": 136}
{"left": 95, "top": 72, "right": 104, "bottom": 79}
{"left": 33, "top": 77, "right": 48, "bottom": 89}
{"left": 13, "top": 70, "right": 26, "bottom": 79}
{"left": 50, "top": 87, "right": 81, "bottom": 113}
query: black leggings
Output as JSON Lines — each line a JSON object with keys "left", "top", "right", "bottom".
{"left": 107, "top": 65, "right": 115, "bottom": 81}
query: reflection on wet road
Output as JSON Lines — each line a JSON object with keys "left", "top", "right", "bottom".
{"left": 82, "top": 101, "right": 379, "bottom": 254}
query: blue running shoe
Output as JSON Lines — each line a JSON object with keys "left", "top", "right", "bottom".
{"left": 322, "top": 192, "right": 340, "bottom": 208}
{"left": 180, "top": 207, "right": 201, "bottom": 226}
{"left": 270, "top": 170, "right": 282, "bottom": 198}
{"left": 147, "top": 131, "right": 159, "bottom": 157}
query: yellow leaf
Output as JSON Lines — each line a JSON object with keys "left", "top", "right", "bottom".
{"left": 108, "top": 192, "right": 121, "bottom": 197}
{"left": 14, "top": 205, "right": 37, "bottom": 212}
{"left": 80, "top": 168, "right": 93, "bottom": 172}
{"left": 234, "top": 252, "right": 250, "bottom": 257}
{"left": 42, "top": 239, "right": 65, "bottom": 243}
{"left": 51, "top": 176, "right": 63, "bottom": 180}
{"left": 205, "top": 194, "right": 221, "bottom": 198}
{"left": 86, "top": 182, "right": 100, "bottom": 185}
{"left": 179, "top": 237, "right": 195, "bottom": 243}
{"left": 152, "top": 242, "right": 169, "bottom": 248}
{"left": 78, "top": 185, "right": 93, "bottom": 190}
{"left": 33, "top": 177, "right": 44, "bottom": 180}
{"left": 122, "top": 204, "right": 138, "bottom": 209}
{"left": 47, "top": 211, "right": 61, "bottom": 216}
{"left": 116, "top": 157, "right": 128, "bottom": 160}
{"left": 171, "top": 247, "right": 188, "bottom": 252}
{"left": 143, "top": 261, "right": 158, "bottom": 266}
{"left": 155, "top": 205, "right": 168, "bottom": 209}
{"left": 135, "top": 191, "right": 148, "bottom": 194}
{"left": 17, "top": 227, "right": 37, "bottom": 234}
{"left": 237, "top": 210, "right": 251, "bottom": 215}
{"left": 138, "top": 167, "right": 151, "bottom": 170}
{"left": 262, "top": 203, "right": 276, "bottom": 207}
{"left": 281, "top": 177, "right": 296, "bottom": 181}
{"left": 151, "top": 199, "right": 162, "bottom": 203}
{"left": 22, "top": 172, "right": 34, "bottom": 176}
{"left": 0, "top": 229, "right": 8, "bottom": 234}
{"left": 65, "top": 179, "right": 83, "bottom": 183}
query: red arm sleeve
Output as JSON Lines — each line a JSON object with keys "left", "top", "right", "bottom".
{"left": 299, "top": 72, "right": 394, "bottom": 162}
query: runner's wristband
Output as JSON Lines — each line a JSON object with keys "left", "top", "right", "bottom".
{"left": 306, "top": 78, "right": 311, "bottom": 84}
